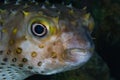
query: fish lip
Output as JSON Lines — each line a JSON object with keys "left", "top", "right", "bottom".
{"left": 65, "top": 47, "right": 94, "bottom": 64}
{"left": 66, "top": 48, "right": 94, "bottom": 56}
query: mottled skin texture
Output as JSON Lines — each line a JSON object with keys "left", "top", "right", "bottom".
{"left": 0, "top": 2, "right": 94, "bottom": 80}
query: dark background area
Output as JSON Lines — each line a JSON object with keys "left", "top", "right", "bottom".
{"left": 88, "top": 0, "right": 120, "bottom": 79}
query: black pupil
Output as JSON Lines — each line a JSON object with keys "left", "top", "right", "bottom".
{"left": 34, "top": 24, "right": 45, "bottom": 34}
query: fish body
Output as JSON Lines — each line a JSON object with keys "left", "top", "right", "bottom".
{"left": 0, "top": 1, "right": 94, "bottom": 80}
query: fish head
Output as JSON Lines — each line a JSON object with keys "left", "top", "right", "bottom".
{"left": 5, "top": 6, "right": 94, "bottom": 75}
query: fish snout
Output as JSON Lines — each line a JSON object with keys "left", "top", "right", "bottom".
{"left": 59, "top": 32, "right": 94, "bottom": 68}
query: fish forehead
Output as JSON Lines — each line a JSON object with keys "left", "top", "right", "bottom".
{"left": 0, "top": 3, "right": 81, "bottom": 28}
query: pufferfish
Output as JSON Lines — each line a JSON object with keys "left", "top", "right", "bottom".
{"left": 0, "top": 1, "right": 94, "bottom": 80}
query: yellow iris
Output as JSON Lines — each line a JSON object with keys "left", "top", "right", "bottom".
{"left": 29, "top": 17, "right": 57, "bottom": 37}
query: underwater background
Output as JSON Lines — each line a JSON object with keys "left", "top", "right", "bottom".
{"left": 0, "top": 0, "right": 119, "bottom": 80}
{"left": 24, "top": 0, "right": 120, "bottom": 80}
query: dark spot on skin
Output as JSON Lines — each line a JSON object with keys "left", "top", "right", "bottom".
{"left": 41, "top": 71, "right": 44, "bottom": 73}
{"left": 9, "top": 40, "right": 15, "bottom": 45}
{"left": 7, "top": 67, "right": 11, "bottom": 68}
{"left": 8, "top": 71, "right": 12, "bottom": 74}
{"left": 1, "top": 63, "right": 6, "bottom": 65}
{"left": 6, "top": 69, "right": 10, "bottom": 71}
{"left": 16, "top": 47, "right": 22, "bottom": 54}
{"left": 0, "top": 67, "right": 3, "bottom": 69}
{"left": 31, "top": 51, "right": 37, "bottom": 57}
{"left": 11, "top": 64, "right": 15, "bottom": 66}
{"left": 22, "top": 58, "right": 28, "bottom": 62}
{"left": 7, "top": 49, "right": 11, "bottom": 55}
{"left": 3, "top": 78, "right": 6, "bottom": 80}
{"left": 0, "top": 50, "right": 3, "bottom": 55}
{"left": 28, "top": 66, "right": 33, "bottom": 69}
{"left": 12, "top": 58, "right": 17, "bottom": 62}
{"left": 39, "top": 44, "right": 44, "bottom": 48}
{"left": 51, "top": 52, "right": 57, "bottom": 58}
{"left": 22, "top": 35, "right": 27, "bottom": 40}
{"left": 3, "top": 58, "right": 8, "bottom": 62}
{"left": 15, "top": 71, "right": 18, "bottom": 73}
{"left": 18, "top": 64, "right": 23, "bottom": 67}
{"left": 37, "top": 61, "right": 42, "bottom": 66}
{"left": 19, "top": 67, "right": 22, "bottom": 69}
{"left": 2, "top": 74, "right": 5, "bottom": 76}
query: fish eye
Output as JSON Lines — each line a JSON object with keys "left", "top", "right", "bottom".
{"left": 31, "top": 23, "right": 47, "bottom": 37}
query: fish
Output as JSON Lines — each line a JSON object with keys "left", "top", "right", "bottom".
{"left": 0, "top": 0, "right": 95, "bottom": 80}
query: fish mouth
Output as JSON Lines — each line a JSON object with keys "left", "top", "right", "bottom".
{"left": 65, "top": 48, "right": 94, "bottom": 66}
{"left": 67, "top": 48, "right": 93, "bottom": 55}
